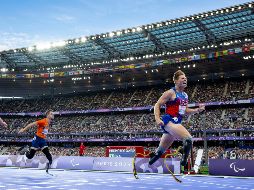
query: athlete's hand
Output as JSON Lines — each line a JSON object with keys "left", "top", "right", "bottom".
{"left": 18, "top": 128, "right": 25, "bottom": 134}
{"left": 155, "top": 118, "right": 164, "bottom": 126}
{"left": 0, "top": 121, "right": 7, "bottom": 128}
{"left": 198, "top": 105, "right": 205, "bottom": 113}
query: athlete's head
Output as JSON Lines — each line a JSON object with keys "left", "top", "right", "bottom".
{"left": 45, "top": 109, "right": 54, "bottom": 120}
{"left": 173, "top": 70, "right": 187, "bottom": 88}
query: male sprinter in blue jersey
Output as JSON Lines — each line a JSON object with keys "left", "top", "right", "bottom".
{"left": 149, "top": 70, "right": 205, "bottom": 167}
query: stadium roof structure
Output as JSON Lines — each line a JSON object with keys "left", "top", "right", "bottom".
{"left": 0, "top": 1, "right": 254, "bottom": 70}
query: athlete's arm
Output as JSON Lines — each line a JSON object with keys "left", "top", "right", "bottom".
{"left": 0, "top": 118, "right": 7, "bottom": 128}
{"left": 154, "top": 90, "right": 173, "bottom": 126}
{"left": 18, "top": 121, "right": 37, "bottom": 133}
{"left": 185, "top": 104, "right": 205, "bottom": 115}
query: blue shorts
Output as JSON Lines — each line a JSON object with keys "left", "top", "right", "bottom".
{"left": 31, "top": 135, "right": 48, "bottom": 150}
{"left": 160, "top": 114, "right": 182, "bottom": 134}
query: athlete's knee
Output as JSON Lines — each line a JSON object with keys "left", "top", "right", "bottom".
{"left": 26, "top": 149, "right": 36, "bottom": 159}
{"left": 149, "top": 146, "right": 166, "bottom": 165}
{"left": 183, "top": 136, "right": 193, "bottom": 146}
{"left": 157, "top": 146, "right": 166, "bottom": 155}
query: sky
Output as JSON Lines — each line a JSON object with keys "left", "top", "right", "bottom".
{"left": 0, "top": 0, "right": 252, "bottom": 51}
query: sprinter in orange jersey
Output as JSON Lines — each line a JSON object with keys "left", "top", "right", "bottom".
{"left": 19, "top": 109, "right": 54, "bottom": 172}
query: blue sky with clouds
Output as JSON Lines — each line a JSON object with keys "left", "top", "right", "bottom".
{"left": 0, "top": 0, "right": 251, "bottom": 50}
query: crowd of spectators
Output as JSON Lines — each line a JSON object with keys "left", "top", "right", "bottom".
{"left": 0, "top": 107, "right": 253, "bottom": 138}
{"left": 1, "top": 79, "right": 254, "bottom": 113}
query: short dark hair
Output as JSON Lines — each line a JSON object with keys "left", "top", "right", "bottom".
{"left": 45, "top": 109, "right": 53, "bottom": 116}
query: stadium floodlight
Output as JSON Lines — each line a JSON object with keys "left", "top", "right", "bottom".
{"left": 0, "top": 96, "right": 23, "bottom": 99}
{"left": 81, "top": 37, "right": 87, "bottom": 42}
{"left": 75, "top": 38, "right": 80, "bottom": 43}
{"left": 0, "top": 68, "right": 8, "bottom": 72}
{"left": 28, "top": 46, "right": 35, "bottom": 52}
{"left": 36, "top": 42, "right": 51, "bottom": 50}
{"left": 249, "top": 4, "right": 252, "bottom": 7}
{"left": 109, "top": 32, "right": 115, "bottom": 37}
{"left": 116, "top": 31, "right": 121, "bottom": 36}
{"left": 137, "top": 27, "right": 142, "bottom": 32}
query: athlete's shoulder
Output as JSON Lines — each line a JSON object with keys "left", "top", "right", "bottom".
{"left": 164, "top": 88, "right": 175, "bottom": 96}
{"left": 183, "top": 92, "right": 188, "bottom": 99}
{"left": 36, "top": 118, "right": 47, "bottom": 126}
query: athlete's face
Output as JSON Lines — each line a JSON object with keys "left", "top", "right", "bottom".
{"left": 47, "top": 111, "right": 54, "bottom": 120}
{"left": 175, "top": 74, "right": 187, "bottom": 88}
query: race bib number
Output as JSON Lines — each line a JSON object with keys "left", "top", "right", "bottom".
{"left": 172, "top": 117, "right": 179, "bottom": 122}
{"left": 179, "top": 105, "right": 186, "bottom": 115}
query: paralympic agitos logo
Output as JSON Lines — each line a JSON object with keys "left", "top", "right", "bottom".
{"left": 230, "top": 162, "right": 246, "bottom": 173}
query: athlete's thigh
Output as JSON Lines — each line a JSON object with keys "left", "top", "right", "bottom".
{"left": 159, "top": 133, "right": 175, "bottom": 149}
{"left": 164, "top": 122, "right": 191, "bottom": 140}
